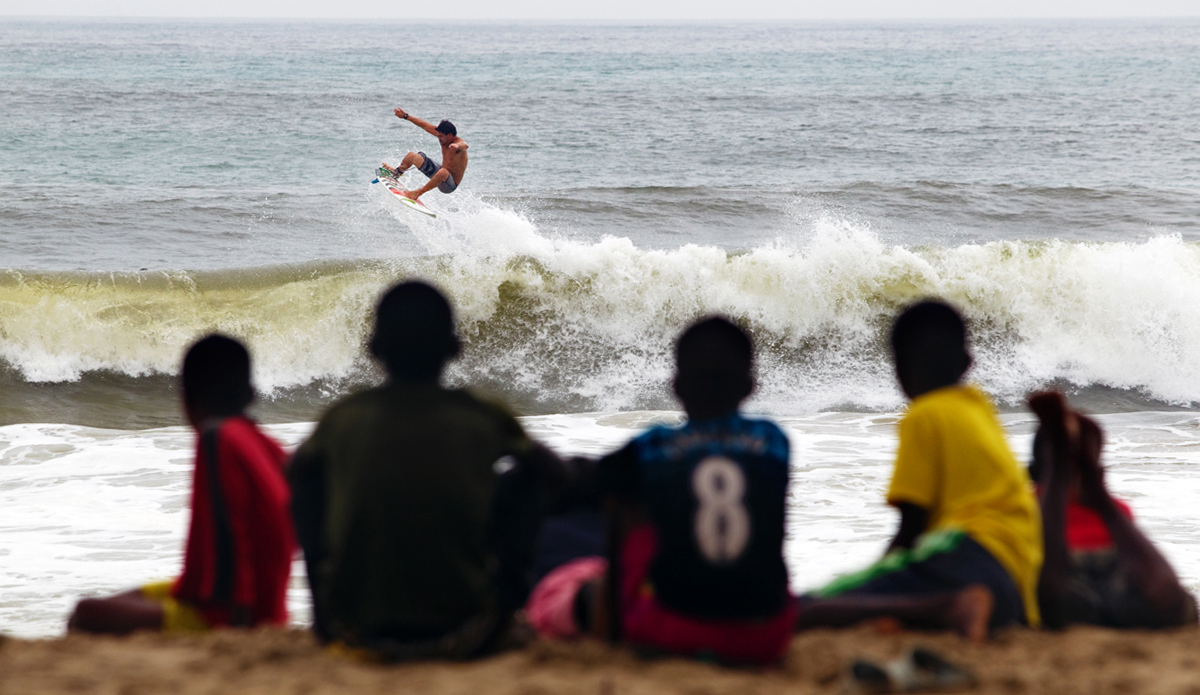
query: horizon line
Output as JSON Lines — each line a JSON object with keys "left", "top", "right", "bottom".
{"left": 3, "top": 14, "right": 1199, "bottom": 22}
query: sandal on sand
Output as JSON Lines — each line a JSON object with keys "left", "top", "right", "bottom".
{"left": 844, "top": 647, "right": 977, "bottom": 693}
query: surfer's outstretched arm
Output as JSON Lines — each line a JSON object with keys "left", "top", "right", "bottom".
{"left": 394, "top": 107, "right": 441, "bottom": 137}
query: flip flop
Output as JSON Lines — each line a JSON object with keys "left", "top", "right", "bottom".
{"left": 844, "top": 647, "right": 976, "bottom": 693}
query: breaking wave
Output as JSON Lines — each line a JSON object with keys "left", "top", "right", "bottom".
{"left": 5, "top": 211, "right": 1200, "bottom": 423}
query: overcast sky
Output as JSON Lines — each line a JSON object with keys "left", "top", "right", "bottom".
{"left": 3, "top": 0, "right": 1197, "bottom": 20}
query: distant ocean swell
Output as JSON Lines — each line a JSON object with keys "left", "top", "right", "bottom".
{"left": 4, "top": 222, "right": 1200, "bottom": 423}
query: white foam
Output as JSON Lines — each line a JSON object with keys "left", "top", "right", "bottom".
{"left": 5, "top": 412, "right": 1200, "bottom": 638}
{"left": 6, "top": 210, "right": 1200, "bottom": 411}
{"left": 0, "top": 422, "right": 315, "bottom": 638}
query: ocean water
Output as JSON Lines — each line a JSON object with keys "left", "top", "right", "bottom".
{"left": 3, "top": 17, "right": 1200, "bottom": 637}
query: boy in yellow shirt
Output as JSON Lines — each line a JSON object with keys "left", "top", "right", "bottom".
{"left": 796, "top": 300, "right": 1043, "bottom": 641}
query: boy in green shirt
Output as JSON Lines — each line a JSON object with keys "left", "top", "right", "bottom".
{"left": 796, "top": 300, "right": 1043, "bottom": 641}
{"left": 289, "top": 281, "right": 567, "bottom": 660}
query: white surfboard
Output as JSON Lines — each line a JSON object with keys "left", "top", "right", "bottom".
{"left": 372, "top": 169, "right": 437, "bottom": 218}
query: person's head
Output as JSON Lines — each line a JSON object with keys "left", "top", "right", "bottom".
{"left": 1028, "top": 390, "right": 1105, "bottom": 497}
{"left": 369, "top": 280, "right": 460, "bottom": 383}
{"left": 181, "top": 334, "right": 254, "bottom": 426}
{"left": 889, "top": 299, "right": 971, "bottom": 400}
{"left": 436, "top": 120, "right": 457, "bottom": 143}
{"left": 672, "top": 316, "right": 755, "bottom": 420}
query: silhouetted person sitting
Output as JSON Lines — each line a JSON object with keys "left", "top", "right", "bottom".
{"left": 69, "top": 335, "right": 295, "bottom": 634}
{"left": 288, "top": 280, "right": 567, "bottom": 661}
{"left": 795, "top": 300, "right": 1043, "bottom": 641}
{"left": 1028, "top": 390, "right": 1196, "bottom": 629}
{"left": 526, "top": 317, "right": 796, "bottom": 664}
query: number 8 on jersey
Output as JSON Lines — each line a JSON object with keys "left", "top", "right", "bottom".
{"left": 691, "top": 456, "right": 751, "bottom": 565}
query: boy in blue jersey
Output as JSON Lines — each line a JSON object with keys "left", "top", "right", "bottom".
{"left": 593, "top": 317, "right": 797, "bottom": 664}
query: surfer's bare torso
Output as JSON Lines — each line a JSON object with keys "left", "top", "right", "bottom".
{"left": 438, "top": 135, "right": 468, "bottom": 184}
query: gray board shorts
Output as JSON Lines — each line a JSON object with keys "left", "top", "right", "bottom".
{"left": 417, "top": 152, "right": 458, "bottom": 194}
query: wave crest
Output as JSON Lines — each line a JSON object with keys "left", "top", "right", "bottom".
{"left": 4, "top": 218, "right": 1200, "bottom": 415}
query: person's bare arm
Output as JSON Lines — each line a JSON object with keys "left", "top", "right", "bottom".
{"left": 1036, "top": 461, "right": 1073, "bottom": 629}
{"left": 394, "top": 107, "right": 441, "bottom": 137}
{"left": 887, "top": 502, "right": 929, "bottom": 553}
{"left": 449, "top": 141, "right": 469, "bottom": 153}
{"left": 1028, "top": 390, "right": 1076, "bottom": 629}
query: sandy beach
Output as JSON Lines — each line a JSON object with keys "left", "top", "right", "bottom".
{"left": 3, "top": 624, "right": 1198, "bottom": 694}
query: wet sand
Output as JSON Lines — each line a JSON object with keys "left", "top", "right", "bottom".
{"left": 2, "top": 624, "right": 1199, "bottom": 694}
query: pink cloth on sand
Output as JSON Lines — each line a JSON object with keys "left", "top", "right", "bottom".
{"left": 526, "top": 556, "right": 607, "bottom": 638}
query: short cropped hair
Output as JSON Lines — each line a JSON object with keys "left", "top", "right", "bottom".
{"left": 889, "top": 300, "right": 970, "bottom": 384}
{"left": 436, "top": 120, "right": 457, "bottom": 136}
{"left": 182, "top": 334, "right": 254, "bottom": 417}
{"left": 369, "top": 280, "right": 460, "bottom": 380}
{"left": 675, "top": 316, "right": 754, "bottom": 409}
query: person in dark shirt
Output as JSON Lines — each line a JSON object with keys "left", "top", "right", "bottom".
{"left": 588, "top": 316, "right": 796, "bottom": 664}
{"left": 1028, "top": 390, "right": 1196, "bottom": 629}
{"left": 68, "top": 335, "right": 294, "bottom": 634}
{"left": 288, "top": 280, "right": 567, "bottom": 661}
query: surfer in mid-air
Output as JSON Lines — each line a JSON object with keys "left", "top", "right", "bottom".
{"left": 380, "top": 107, "right": 468, "bottom": 202}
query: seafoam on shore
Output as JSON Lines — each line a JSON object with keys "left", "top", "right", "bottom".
{"left": 5, "top": 410, "right": 1200, "bottom": 639}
